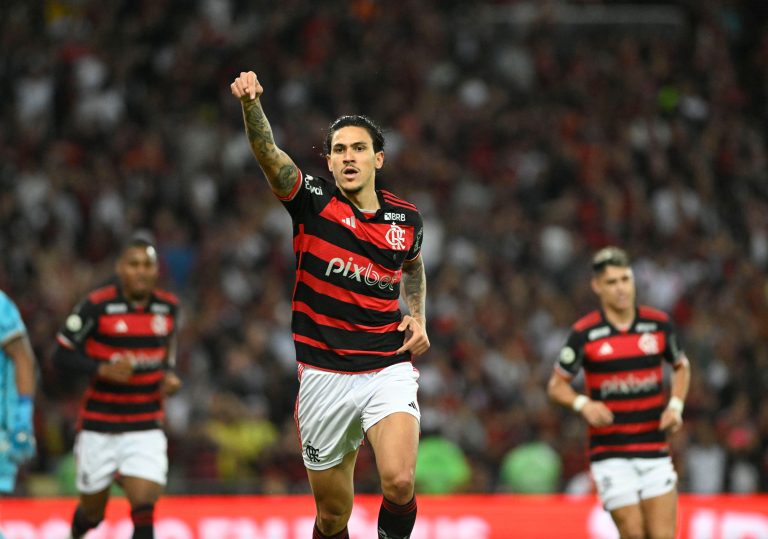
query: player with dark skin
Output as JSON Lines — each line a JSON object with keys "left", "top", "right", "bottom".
{"left": 57, "top": 240, "right": 181, "bottom": 539}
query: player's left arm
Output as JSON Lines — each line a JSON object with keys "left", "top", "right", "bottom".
{"left": 397, "top": 254, "right": 430, "bottom": 357}
{"left": 4, "top": 334, "right": 37, "bottom": 462}
{"left": 659, "top": 354, "right": 690, "bottom": 433}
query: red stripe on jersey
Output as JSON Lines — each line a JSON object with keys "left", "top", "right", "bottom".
{"left": 298, "top": 269, "right": 400, "bottom": 312}
{"left": 318, "top": 200, "right": 415, "bottom": 253}
{"left": 381, "top": 191, "right": 418, "bottom": 211}
{"left": 604, "top": 394, "right": 665, "bottom": 412}
{"left": 277, "top": 168, "right": 303, "bottom": 201}
{"left": 86, "top": 389, "right": 162, "bottom": 403}
{"left": 584, "top": 332, "right": 667, "bottom": 361}
{"left": 301, "top": 234, "right": 404, "bottom": 282}
{"left": 573, "top": 311, "right": 601, "bottom": 332}
{"left": 293, "top": 301, "right": 400, "bottom": 332}
{"left": 293, "top": 334, "right": 397, "bottom": 356}
{"left": 128, "top": 371, "right": 165, "bottom": 384}
{"left": 153, "top": 289, "right": 179, "bottom": 305}
{"left": 81, "top": 410, "right": 163, "bottom": 423}
{"left": 590, "top": 442, "right": 667, "bottom": 455}
{"left": 97, "top": 313, "right": 175, "bottom": 338}
{"left": 85, "top": 340, "right": 167, "bottom": 362}
{"left": 584, "top": 366, "right": 663, "bottom": 391}
{"left": 638, "top": 305, "right": 669, "bottom": 322}
{"left": 89, "top": 285, "right": 119, "bottom": 304}
{"left": 590, "top": 420, "right": 660, "bottom": 436}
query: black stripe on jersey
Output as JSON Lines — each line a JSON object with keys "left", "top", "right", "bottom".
{"left": 82, "top": 419, "right": 159, "bottom": 432}
{"left": 296, "top": 342, "right": 410, "bottom": 372}
{"left": 294, "top": 312, "right": 404, "bottom": 352}
{"left": 591, "top": 450, "right": 668, "bottom": 462}
{"left": 610, "top": 407, "right": 665, "bottom": 424}
{"left": 585, "top": 356, "right": 664, "bottom": 373}
{"left": 301, "top": 253, "right": 400, "bottom": 301}
{"left": 590, "top": 430, "right": 666, "bottom": 448}
{"left": 301, "top": 220, "right": 404, "bottom": 271}
{"left": 294, "top": 282, "right": 401, "bottom": 325}
{"left": 85, "top": 401, "right": 161, "bottom": 414}
{"left": 89, "top": 334, "right": 171, "bottom": 349}
{"left": 92, "top": 380, "right": 161, "bottom": 394}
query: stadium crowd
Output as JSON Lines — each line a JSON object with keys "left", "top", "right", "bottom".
{"left": 2, "top": 0, "right": 767, "bottom": 495}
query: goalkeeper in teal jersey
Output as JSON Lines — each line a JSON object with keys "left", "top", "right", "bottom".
{"left": 0, "top": 289, "right": 37, "bottom": 500}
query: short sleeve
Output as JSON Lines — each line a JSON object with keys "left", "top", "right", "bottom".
{"left": 0, "top": 291, "right": 26, "bottom": 346}
{"left": 555, "top": 330, "right": 586, "bottom": 378}
{"left": 405, "top": 213, "right": 424, "bottom": 262}
{"left": 663, "top": 319, "right": 686, "bottom": 366}
{"left": 57, "top": 299, "right": 98, "bottom": 351}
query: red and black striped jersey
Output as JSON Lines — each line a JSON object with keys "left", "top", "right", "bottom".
{"left": 278, "top": 168, "right": 423, "bottom": 373}
{"left": 56, "top": 283, "right": 178, "bottom": 433}
{"left": 556, "top": 305, "right": 687, "bottom": 462}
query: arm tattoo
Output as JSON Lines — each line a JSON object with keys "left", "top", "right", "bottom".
{"left": 402, "top": 257, "right": 427, "bottom": 325}
{"left": 242, "top": 100, "right": 297, "bottom": 194}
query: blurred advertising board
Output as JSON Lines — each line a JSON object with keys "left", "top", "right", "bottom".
{"left": 1, "top": 494, "right": 767, "bottom": 538}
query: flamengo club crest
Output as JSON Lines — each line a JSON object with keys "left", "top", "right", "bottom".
{"left": 151, "top": 314, "right": 169, "bottom": 336}
{"left": 385, "top": 223, "right": 406, "bottom": 250}
{"left": 638, "top": 332, "right": 659, "bottom": 355}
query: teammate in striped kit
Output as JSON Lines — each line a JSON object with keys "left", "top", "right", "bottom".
{"left": 548, "top": 247, "right": 691, "bottom": 539}
{"left": 231, "top": 71, "right": 429, "bottom": 539}
{"left": 54, "top": 233, "right": 181, "bottom": 539}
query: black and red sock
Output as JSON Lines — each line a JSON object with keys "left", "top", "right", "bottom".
{"left": 71, "top": 505, "right": 102, "bottom": 539}
{"left": 378, "top": 496, "right": 417, "bottom": 539}
{"left": 131, "top": 503, "right": 155, "bottom": 539}
{"left": 312, "top": 522, "right": 349, "bottom": 538}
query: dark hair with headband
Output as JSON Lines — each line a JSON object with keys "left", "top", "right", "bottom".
{"left": 121, "top": 230, "right": 157, "bottom": 255}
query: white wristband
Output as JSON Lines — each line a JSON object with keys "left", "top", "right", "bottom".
{"left": 572, "top": 395, "right": 590, "bottom": 413}
{"left": 667, "top": 396, "right": 684, "bottom": 414}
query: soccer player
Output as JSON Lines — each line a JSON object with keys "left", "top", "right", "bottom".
{"left": 230, "top": 71, "right": 429, "bottom": 539}
{"left": 547, "top": 246, "right": 691, "bottom": 539}
{"left": 53, "top": 233, "right": 182, "bottom": 539}
{"left": 0, "top": 291, "right": 37, "bottom": 507}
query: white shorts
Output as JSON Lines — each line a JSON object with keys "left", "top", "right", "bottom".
{"left": 591, "top": 457, "right": 678, "bottom": 511}
{"left": 74, "top": 429, "right": 168, "bottom": 494}
{"left": 296, "top": 362, "right": 420, "bottom": 470}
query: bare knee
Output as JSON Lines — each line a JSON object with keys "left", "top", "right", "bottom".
{"left": 619, "top": 529, "right": 646, "bottom": 539}
{"left": 316, "top": 504, "right": 352, "bottom": 534}
{"left": 381, "top": 470, "right": 415, "bottom": 504}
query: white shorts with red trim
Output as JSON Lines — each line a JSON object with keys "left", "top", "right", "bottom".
{"left": 591, "top": 456, "right": 677, "bottom": 511}
{"left": 295, "top": 362, "right": 420, "bottom": 471}
{"left": 74, "top": 429, "right": 167, "bottom": 493}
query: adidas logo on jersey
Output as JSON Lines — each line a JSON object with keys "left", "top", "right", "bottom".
{"left": 598, "top": 342, "right": 614, "bottom": 356}
{"left": 342, "top": 216, "right": 356, "bottom": 229}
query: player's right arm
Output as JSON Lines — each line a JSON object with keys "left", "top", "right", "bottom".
{"left": 547, "top": 332, "right": 613, "bottom": 427}
{"left": 53, "top": 300, "right": 132, "bottom": 383}
{"left": 547, "top": 370, "right": 613, "bottom": 427}
{"left": 230, "top": 71, "right": 299, "bottom": 198}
